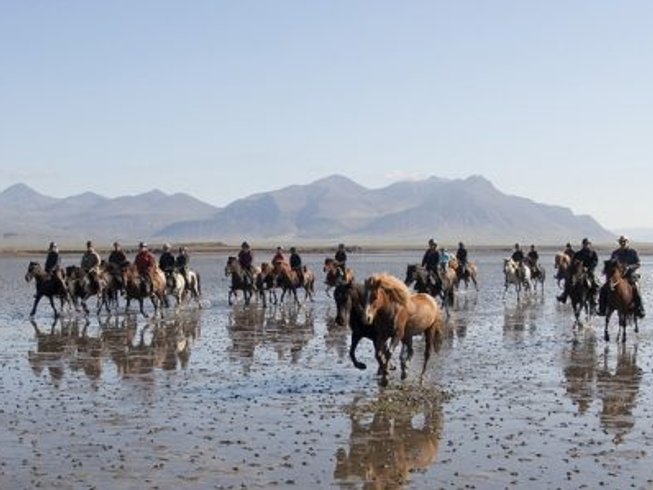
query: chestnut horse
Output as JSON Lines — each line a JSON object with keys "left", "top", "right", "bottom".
{"left": 122, "top": 264, "right": 166, "bottom": 317}
{"left": 274, "top": 261, "right": 315, "bottom": 304}
{"left": 603, "top": 259, "right": 638, "bottom": 343}
{"left": 450, "top": 259, "right": 479, "bottom": 291}
{"left": 363, "top": 273, "right": 445, "bottom": 385}
{"left": 255, "top": 262, "right": 279, "bottom": 307}
{"left": 554, "top": 252, "right": 572, "bottom": 288}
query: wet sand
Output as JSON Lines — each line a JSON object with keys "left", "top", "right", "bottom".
{"left": 1, "top": 251, "right": 653, "bottom": 489}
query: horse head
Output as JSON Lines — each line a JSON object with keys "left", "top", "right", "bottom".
{"left": 363, "top": 275, "right": 382, "bottom": 324}
{"left": 225, "top": 256, "right": 238, "bottom": 277}
{"left": 25, "top": 261, "right": 41, "bottom": 282}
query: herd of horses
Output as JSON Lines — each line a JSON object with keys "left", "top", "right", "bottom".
{"left": 25, "top": 261, "right": 202, "bottom": 318}
{"left": 25, "top": 247, "right": 642, "bottom": 385}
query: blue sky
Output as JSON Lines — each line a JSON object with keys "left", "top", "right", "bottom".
{"left": 1, "top": 1, "right": 651, "bottom": 230}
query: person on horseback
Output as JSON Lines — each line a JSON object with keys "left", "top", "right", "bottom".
{"left": 108, "top": 241, "right": 128, "bottom": 268}
{"left": 422, "top": 238, "right": 441, "bottom": 290}
{"left": 335, "top": 243, "right": 348, "bottom": 280}
{"left": 159, "top": 243, "right": 176, "bottom": 273}
{"left": 289, "top": 246, "right": 304, "bottom": 285}
{"left": 526, "top": 244, "right": 540, "bottom": 278}
{"left": 44, "top": 241, "right": 68, "bottom": 294}
{"left": 238, "top": 241, "right": 254, "bottom": 285}
{"left": 272, "top": 246, "right": 286, "bottom": 266}
{"left": 456, "top": 242, "right": 468, "bottom": 278}
{"left": 511, "top": 243, "right": 524, "bottom": 263}
{"left": 557, "top": 238, "right": 598, "bottom": 306}
{"left": 135, "top": 242, "right": 156, "bottom": 294}
{"left": 176, "top": 246, "right": 190, "bottom": 286}
{"left": 80, "top": 240, "right": 101, "bottom": 273}
{"left": 563, "top": 242, "right": 575, "bottom": 259}
{"left": 598, "top": 235, "right": 645, "bottom": 318}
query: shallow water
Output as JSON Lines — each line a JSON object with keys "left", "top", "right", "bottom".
{"left": 1, "top": 251, "right": 653, "bottom": 489}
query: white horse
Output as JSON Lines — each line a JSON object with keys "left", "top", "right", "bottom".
{"left": 503, "top": 258, "right": 532, "bottom": 301}
{"left": 165, "top": 270, "right": 187, "bottom": 306}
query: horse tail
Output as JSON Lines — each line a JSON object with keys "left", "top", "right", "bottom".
{"left": 196, "top": 273, "right": 202, "bottom": 296}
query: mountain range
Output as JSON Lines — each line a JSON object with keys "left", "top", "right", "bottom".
{"left": 0, "top": 175, "right": 614, "bottom": 248}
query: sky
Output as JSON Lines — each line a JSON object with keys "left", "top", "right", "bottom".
{"left": 1, "top": 1, "right": 652, "bottom": 230}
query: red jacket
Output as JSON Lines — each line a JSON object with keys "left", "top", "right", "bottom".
{"left": 135, "top": 250, "right": 156, "bottom": 274}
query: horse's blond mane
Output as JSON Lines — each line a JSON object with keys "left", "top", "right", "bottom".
{"left": 371, "top": 273, "right": 411, "bottom": 307}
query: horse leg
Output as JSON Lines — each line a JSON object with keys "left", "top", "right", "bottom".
{"left": 374, "top": 336, "right": 390, "bottom": 386}
{"left": 604, "top": 310, "right": 611, "bottom": 342}
{"left": 400, "top": 337, "right": 414, "bottom": 381}
{"left": 620, "top": 312, "right": 626, "bottom": 344}
{"left": 349, "top": 332, "right": 367, "bottom": 370}
{"left": 139, "top": 298, "right": 148, "bottom": 318}
{"left": 420, "top": 328, "right": 435, "bottom": 383}
{"left": 30, "top": 294, "right": 43, "bottom": 317}
{"left": 48, "top": 295, "right": 59, "bottom": 318}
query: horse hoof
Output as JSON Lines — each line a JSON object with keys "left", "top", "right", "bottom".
{"left": 604, "top": 333, "right": 610, "bottom": 342}
{"left": 379, "top": 377, "right": 389, "bottom": 387}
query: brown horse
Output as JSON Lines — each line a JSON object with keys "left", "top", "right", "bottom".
{"left": 555, "top": 252, "right": 572, "bottom": 288}
{"left": 603, "top": 259, "right": 638, "bottom": 343}
{"left": 363, "top": 273, "right": 445, "bottom": 385}
{"left": 122, "top": 264, "right": 166, "bottom": 317}
{"left": 323, "top": 257, "right": 353, "bottom": 295}
{"left": 25, "top": 262, "right": 70, "bottom": 318}
{"left": 255, "top": 262, "right": 279, "bottom": 307}
{"left": 275, "top": 261, "right": 315, "bottom": 304}
{"left": 450, "top": 258, "right": 479, "bottom": 291}
{"left": 437, "top": 259, "right": 457, "bottom": 308}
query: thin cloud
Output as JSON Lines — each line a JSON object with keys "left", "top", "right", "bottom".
{"left": 383, "top": 170, "right": 426, "bottom": 182}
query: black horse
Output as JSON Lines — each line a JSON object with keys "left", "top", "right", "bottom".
{"left": 333, "top": 281, "right": 392, "bottom": 375}
{"left": 224, "top": 256, "right": 255, "bottom": 306}
{"left": 404, "top": 264, "right": 440, "bottom": 297}
{"left": 25, "top": 262, "right": 70, "bottom": 318}
{"left": 568, "top": 260, "right": 595, "bottom": 327}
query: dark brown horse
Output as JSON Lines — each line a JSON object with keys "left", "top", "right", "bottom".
{"left": 363, "top": 273, "right": 445, "bottom": 385}
{"left": 567, "top": 259, "right": 594, "bottom": 327}
{"left": 25, "top": 262, "right": 70, "bottom": 318}
{"left": 603, "top": 259, "right": 638, "bottom": 343}
{"left": 333, "top": 281, "right": 392, "bottom": 374}
{"left": 274, "top": 261, "right": 315, "bottom": 304}
{"left": 225, "top": 256, "right": 255, "bottom": 306}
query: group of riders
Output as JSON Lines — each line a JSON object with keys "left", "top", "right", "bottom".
{"left": 421, "top": 238, "right": 472, "bottom": 291}
{"left": 236, "top": 241, "right": 348, "bottom": 287}
{"left": 44, "top": 240, "right": 193, "bottom": 297}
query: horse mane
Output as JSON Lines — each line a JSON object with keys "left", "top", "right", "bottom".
{"left": 370, "top": 273, "right": 411, "bottom": 307}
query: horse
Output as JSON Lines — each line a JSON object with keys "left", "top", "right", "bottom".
{"left": 25, "top": 262, "right": 70, "bottom": 318}
{"left": 503, "top": 258, "right": 531, "bottom": 301}
{"left": 274, "top": 261, "right": 315, "bottom": 304}
{"left": 333, "top": 281, "right": 392, "bottom": 374}
{"left": 404, "top": 264, "right": 439, "bottom": 297}
{"left": 183, "top": 269, "right": 202, "bottom": 306}
{"left": 122, "top": 264, "right": 166, "bottom": 317}
{"left": 602, "top": 259, "right": 638, "bottom": 343}
{"left": 65, "top": 265, "right": 106, "bottom": 315}
{"left": 225, "top": 256, "right": 255, "bottom": 306}
{"left": 363, "top": 273, "right": 445, "bottom": 385}
{"left": 323, "top": 258, "right": 353, "bottom": 296}
{"left": 255, "top": 262, "right": 279, "bottom": 307}
{"left": 528, "top": 261, "right": 546, "bottom": 295}
{"left": 96, "top": 261, "right": 125, "bottom": 312}
{"left": 437, "top": 259, "right": 458, "bottom": 307}
{"left": 165, "top": 270, "right": 187, "bottom": 306}
{"left": 451, "top": 259, "right": 479, "bottom": 291}
{"left": 554, "top": 252, "right": 572, "bottom": 288}
{"left": 567, "top": 259, "right": 594, "bottom": 327}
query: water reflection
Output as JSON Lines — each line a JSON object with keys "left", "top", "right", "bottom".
{"left": 562, "top": 333, "right": 597, "bottom": 415}
{"left": 334, "top": 390, "right": 443, "bottom": 489}
{"left": 226, "top": 305, "right": 316, "bottom": 372}
{"left": 597, "top": 344, "right": 642, "bottom": 445}
{"left": 28, "top": 312, "right": 201, "bottom": 383}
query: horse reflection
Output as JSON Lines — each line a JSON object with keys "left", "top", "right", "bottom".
{"left": 562, "top": 333, "right": 597, "bottom": 415}
{"left": 226, "top": 305, "right": 316, "bottom": 370}
{"left": 597, "top": 344, "right": 642, "bottom": 445}
{"left": 334, "top": 391, "right": 443, "bottom": 489}
{"left": 28, "top": 317, "right": 103, "bottom": 383}
{"left": 110, "top": 314, "right": 200, "bottom": 376}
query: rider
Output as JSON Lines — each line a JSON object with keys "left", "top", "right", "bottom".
{"left": 107, "top": 241, "right": 129, "bottom": 289}
{"left": 176, "top": 246, "right": 190, "bottom": 286}
{"left": 289, "top": 246, "right": 304, "bottom": 285}
{"left": 557, "top": 238, "right": 598, "bottom": 306}
{"left": 421, "top": 238, "right": 441, "bottom": 289}
{"left": 159, "top": 243, "right": 176, "bottom": 273}
{"left": 563, "top": 242, "right": 575, "bottom": 259}
{"left": 238, "top": 241, "right": 254, "bottom": 285}
{"left": 272, "top": 246, "right": 286, "bottom": 266}
{"left": 456, "top": 242, "right": 468, "bottom": 278}
{"left": 526, "top": 244, "right": 540, "bottom": 278}
{"left": 135, "top": 242, "right": 157, "bottom": 294}
{"left": 44, "top": 241, "right": 68, "bottom": 293}
{"left": 598, "top": 235, "right": 645, "bottom": 318}
{"left": 80, "top": 240, "right": 101, "bottom": 273}
{"left": 511, "top": 243, "right": 525, "bottom": 263}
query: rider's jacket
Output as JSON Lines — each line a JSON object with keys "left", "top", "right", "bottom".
{"left": 422, "top": 248, "right": 440, "bottom": 272}
{"left": 159, "top": 252, "right": 176, "bottom": 272}
{"left": 238, "top": 250, "right": 253, "bottom": 269}
{"left": 573, "top": 248, "right": 598, "bottom": 272}
{"left": 45, "top": 251, "right": 61, "bottom": 273}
